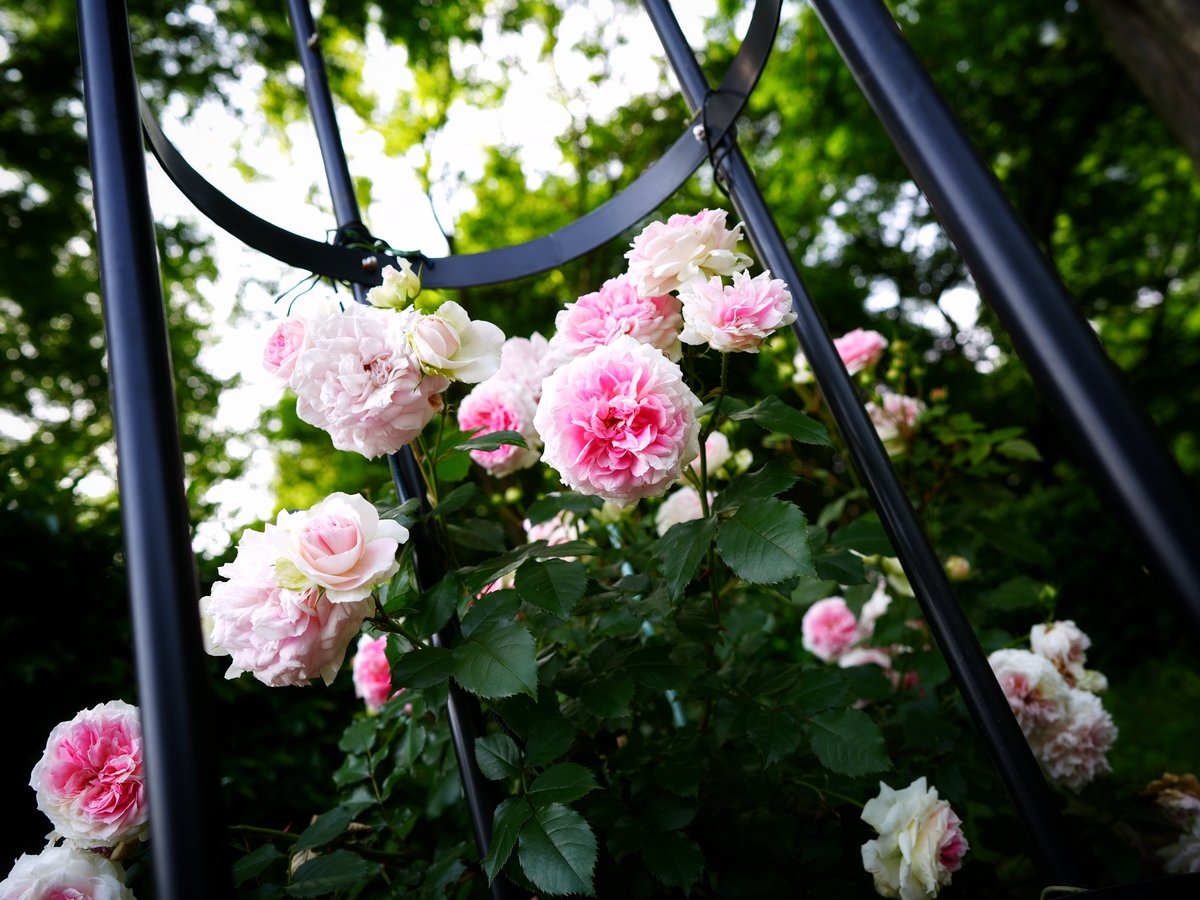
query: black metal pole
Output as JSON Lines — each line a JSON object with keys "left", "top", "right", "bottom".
{"left": 286, "top": 2, "right": 518, "bottom": 895}
{"left": 809, "top": 0, "right": 1200, "bottom": 634}
{"left": 76, "top": 1, "right": 232, "bottom": 897}
{"left": 641, "top": 0, "right": 1086, "bottom": 887}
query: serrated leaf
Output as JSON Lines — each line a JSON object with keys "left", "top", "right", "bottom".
{"left": 435, "top": 451, "right": 471, "bottom": 483}
{"left": 525, "top": 715, "right": 576, "bottom": 767}
{"left": 624, "top": 647, "right": 699, "bottom": 690}
{"left": 410, "top": 576, "right": 459, "bottom": 639}
{"left": 580, "top": 672, "right": 635, "bottom": 719}
{"left": 453, "top": 620, "right": 538, "bottom": 698}
{"left": 475, "top": 733, "right": 522, "bottom": 781}
{"left": 455, "top": 429, "right": 529, "bottom": 452}
{"left": 518, "top": 803, "right": 597, "bottom": 896}
{"left": 806, "top": 708, "right": 891, "bottom": 776}
{"left": 332, "top": 754, "right": 369, "bottom": 787}
{"left": 287, "top": 851, "right": 379, "bottom": 897}
{"left": 716, "top": 498, "right": 814, "bottom": 584}
{"left": 815, "top": 548, "right": 866, "bottom": 584}
{"left": 525, "top": 493, "right": 602, "bottom": 525}
{"left": 785, "top": 668, "right": 851, "bottom": 714}
{"left": 293, "top": 807, "right": 354, "bottom": 853}
{"left": 461, "top": 588, "right": 522, "bottom": 637}
{"left": 391, "top": 647, "right": 455, "bottom": 689}
{"left": 379, "top": 497, "right": 421, "bottom": 528}
{"left": 483, "top": 798, "right": 532, "bottom": 884}
{"left": 516, "top": 558, "right": 587, "bottom": 619}
{"left": 654, "top": 516, "right": 717, "bottom": 600}
{"left": 747, "top": 707, "right": 804, "bottom": 765}
{"left": 829, "top": 517, "right": 894, "bottom": 556}
{"left": 427, "top": 483, "right": 478, "bottom": 519}
{"left": 728, "top": 395, "right": 831, "bottom": 445}
{"left": 337, "top": 719, "right": 376, "bottom": 755}
{"left": 640, "top": 830, "right": 704, "bottom": 890}
{"left": 233, "top": 843, "right": 284, "bottom": 887}
{"left": 448, "top": 519, "right": 508, "bottom": 552}
{"left": 714, "top": 460, "right": 799, "bottom": 513}
{"left": 527, "top": 764, "right": 599, "bottom": 808}
{"left": 981, "top": 576, "right": 1043, "bottom": 611}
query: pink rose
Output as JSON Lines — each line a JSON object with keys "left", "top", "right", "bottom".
{"left": 834, "top": 328, "right": 889, "bottom": 375}
{"left": 495, "top": 332, "right": 566, "bottom": 404}
{"left": 457, "top": 380, "right": 542, "bottom": 477}
{"left": 861, "top": 777, "right": 968, "bottom": 899}
{"left": 272, "top": 492, "right": 407, "bottom": 604}
{"left": 290, "top": 303, "right": 449, "bottom": 459}
{"left": 987, "top": 648, "right": 1069, "bottom": 734}
{"left": 802, "top": 597, "right": 860, "bottom": 662}
{"left": 1036, "top": 688, "right": 1118, "bottom": 791}
{"left": 533, "top": 336, "right": 701, "bottom": 507}
{"left": 685, "top": 431, "right": 732, "bottom": 478}
{"left": 625, "top": 208, "right": 753, "bottom": 296}
{"left": 655, "top": 487, "right": 712, "bottom": 536}
{"left": 550, "top": 274, "right": 683, "bottom": 361}
{"left": 29, "top": 701, "right": 147, "bottom": 848}
{"left": 0, "top": 844, "right": 134, "bottom": 900}
{"left": 523, "top": 507, "right": 581, "bottom": 550}
{"left": 200, "top": 528, "right": 371, "bottom": 687}
{"left": 679, "top": 270, "right": 795, "bottom": 352}
{"left": 263, "top": 318, "right": 310, "bottom": 382}
{"left": 352, "top": 634, "right": 393, "bottom": 713}
{"left": 867, "top": 391, "right": 925, "bottom": 454}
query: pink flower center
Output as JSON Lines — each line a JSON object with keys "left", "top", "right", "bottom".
{"left": 300, "top": 514, "right": 360, "bottom": 558}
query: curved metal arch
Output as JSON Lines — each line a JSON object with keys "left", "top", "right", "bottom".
{"left": 139, "top": 0, "right": 782, "bottom": 289}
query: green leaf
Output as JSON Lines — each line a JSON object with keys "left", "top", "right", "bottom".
{"left": 624, "top": 647, "right": 700, "bottom": 690}
{"left": 806, "top": 708, "right": 891, "bottom": 776}
{"left": 785, "top": 668, "right": 851, "bottom": 714}
{"left": 331, "top": 754, "right": 369, "bottom": 787}
{"left": 640, "top": 830, "right": 704, "bottom": 890}
{"left": 453, "top": 620, "right": 538, "bottom": 698}
{"left": 462, "top": 588, "right": 522, "bottom": 637}
{"left": 337, "top": 719, "right": 376, "bottom": 755}
{"left": 654, "top": 516, "right": 717, "bottom": 600}
{"left": 525, "top": 715, "right": 576, "bottom": 767}
{"left": 287, "top": 851, "right": 379, "bottom": 897}
{"left": 483, "top": 798, "right": 532, "bottom": 884}
{"left": 410, "top": 576, "right": 459, "bottom": 639}
{"left": 527, "top": 763, "right": 599, "bottom": 808}
{"left": 435, "top": 451, "right": 471, "bottom": 483}
{"left": 746, "top": 707, "right": 804, "bottom": 765}
{"left": 790, "top": 578, "right": 840, "bottom": 608}
{"left": 580, "top": 672, "right": 635, "bottom": 719}
{"left": 475, "top": 733, "right": 522, "bottom": 781}
{"left": 996, "top": 438, "right": 1041, "bottom": 461}
{"left": 293, "top": 806, "right": 354, "bottom": 853}
{"left": 815, "top": 548, "right": 867, "bottom": 584}
{"left": 714, "top": 460, "right": 799, "bottom": 513}
{"left": 447, "top": 519, "right": 508, "bottom": 553}
{"left": 729, "top": 395, "right": 831, "bottom": 445}
{"left": 518, "top": 803, "right": 597, "bottom": 896}
{"left": 426, "top": 483, "right": 478, "bottom": 519}
{"left": 378, "top": 497, "right": 421, "bottom": 529}
{"left": 391, "top": 647, "right": 455, "bottom": 690}
{"left": 455, "top": 429, "right": 529, "bottom": 452}
{"left": 516, "top": 558, "right": 587, "bottom": 619}
{"left": 981, "top": 576, "right": 1044, "bottom": 612}
{"left": 524, "top": 493, "right": 602, "bottom": 525}
{"left": 830, "top": 517, "right": 894, "bottom": 556}
{"left": 233, "top": 843, "right": 284, "bottom": 887}
{"left": 716, "top": 498, "right": 815, "bottom": 584}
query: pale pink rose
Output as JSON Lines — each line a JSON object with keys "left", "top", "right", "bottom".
{"left": 200, "top": 528, "right": 371, "bottom": 687}
{"left": 352, "top": 634, "right": 392, "bottom": 713}
{"left": 534, "top": 336, "right": 701, "bottom": 507}
{"left": 685, "top": 431, "right": 732, "bottom": 478}
{"left": 867, "top": 391, "right": 925, "bottom": 454}
{"left": 271, "top": 492, "right": 406, "bottom": 604}
{"left": 408, "top": 301, "right": 504, "bottom": 384}
{"left": 1036, "top": 688, "right": 1117, "bottom": 791}
{"left": 550, "top": 275, "right": 683, "bottom": 361}
{"left": 861, "top": 777, "right": 968, "bottom": 899}
{"left": 802, "top": 597, "right": 860, "bottom": 662}
{"left": 679, "top": 270, "right": 795, "bottom": 353}
{"left": 838, "top": 646, "right": 895, "bottom": 671}
{"left": 291, "top": 303, "right": 449, "bottom": 459}
{"left": 0, "top": 844, "right": 134, "bottom": 900}
{"left": 856, "top": 579, "right": 893, "bottom": 642}
{"left": 523, "top": 507, "right": 581, "bottom": 549}
{"left": 29, "top": 701, "right": 146, "bottom": 849}
{"left": 496, "top": 332, "right": 566, "bottom": 404}
{"left": 792, "top": 349, "right": 815, "bottom": 385}
{"left": 625, "top": 208, "right": 753, "bottom": 296}
{"left": 263, "top": 318, "right": 310, "bottom": 382}
{"left": 1030, "top": 620, "right": 1091, "bottom": 687}
{"left": 458, "top": 380, "right": 542, "bottom": 477}
{"left": 1146, "top": 774, "right": 1200, "bottom": 828}
{"left": 655, "top": 487, "right": 714, "bottom": 537}
{"left": 834, "top": 328, "right": 889, "bottom": 375}
{"left": 1160, "top": 821, "right": 1200, "bottom": 874}
{"left": 987, "top": 648, "right": 1069, "bottom": 734}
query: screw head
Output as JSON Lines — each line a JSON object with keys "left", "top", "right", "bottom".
{"left": 361, "top": 255, "right": 379, "bottom": 272}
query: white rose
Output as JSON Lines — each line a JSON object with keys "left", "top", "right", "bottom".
{"left": 1030, "top": 619, "right": 1091, "bottom": 686}
{"left": 1160, "top": 821, "right": 1200, "bottom": 874}
{"left": 367, "top": 259, "right": 421, "bottom": 309}
{"left": 408, "top": 301, "right": 504, "bottom": 384}
{"left": 0, "top": 844, "right": 135, "bottom": 900}
{"left": 861, "top": 777, "right": 968, "bottom": 899}
{"left": 987, "top": 648, "right": 1070, "bottom": 734}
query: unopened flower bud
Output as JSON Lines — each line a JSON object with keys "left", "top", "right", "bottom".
{"left": 367, "top": 259, "right": 421, "bottom": 310}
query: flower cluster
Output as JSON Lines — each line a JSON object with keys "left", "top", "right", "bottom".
{"left": 1144, "top": 773, "right": 1200, "bottom": 874}
{"left": 988, "top": 620, "right": 1116, "bottom": 790}
{"left": 264, "top": 278, "right": 504, "bottom": 459}
{"left": 3, "top": 701, "right": 147, "bottom": 896}
{"left": 200, "top": 492, "right": 405, "bottom": 687}
{"left": 861, "top": 777, "right": 968, "bottom": 899}
{"left": 802, "top": 581, "right": 903, "bottom": 676}
{"left": 868, "top": 390, "right": 925, "bottom": 456}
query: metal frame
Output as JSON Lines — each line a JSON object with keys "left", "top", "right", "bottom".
{"left": 75, "top": 0, "right": 1200, "bottom": 895}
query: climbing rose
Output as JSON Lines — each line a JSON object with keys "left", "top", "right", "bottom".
{"left": 407, "top": 301, "right": 504, "bottom": 384}
{"left": 263, "top": 318, "right": 310, "bottom": 382}
{"left": 861, "top": 777, "right": 968, "bottom": 900}
{"left": 551, "top": 274, "right": 682, "bottom": 361}
{"left": 987, "top": 648, "right": 1069, "bottom": 733}
{"left": 496, "top": 332, "right": 566, "bottom": 404}
{"left": 655, "top": 487, "right": 713, "bottom": 537}
{"left": 802, "top": 597, "right": 860, "bottom": 662}
{"left": 352, "top": 635, "right": 393, "bottom": 713}
{"left": 625, "top": 208, "right": 752, "bottom": 296}
{"left": 457, "top": 380, "right": 542, "bottom": 477}
{"left": 679, "top": 269, "right": 795, "bottom": 352}
{"left": 686, "top": 431, "right": 732, "bottom": 477}
{"left": 270, "top": 492, "right": 406, "bottom": 604}
{"left": 1036, "top": 688, "right": 1118, "bottom": 791}
{"left": 0, "top": 844, "right": 135, "bottom": 900}
{"left": 534, "top": 335, "right": 700, "bottom": 507}
{"left": 868, "top": 392, "right": 925, "bottom": 454}
{"left": 835, "top": 328, "right": 889, "bottom": 374}
{"left": 290, "top": 303, "right": 448, "bottom": 459}
{"left": 367, "top": 259, "right": 421, "bottom": 310}
{"left": 1030, "top": 620, "right": 1093, "bottom": 688}
{"left": 200, "top": 528, "right": 371, "bottom": 687}
{"left": 29, "top": 701, "right": 147, "bottom": 849}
